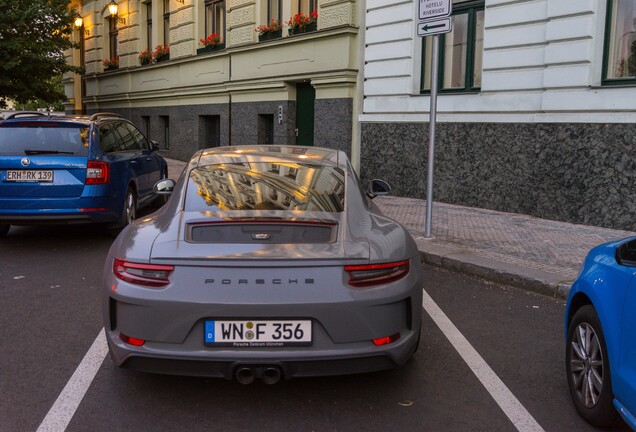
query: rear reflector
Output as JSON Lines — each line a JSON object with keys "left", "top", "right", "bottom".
{"left": 86, "top": 161, "right": 110, "bottom": 185}
{"left": 120, "top": 333, "right": 145, "bottom": 346}
{"left": 345, "top": 260, "right": 410, "bottom": 287}
{"left": 373, "top": 333, "right": 400, "bottom": 346}
{"left": 113, "top": 259, "right": 173, "bottom": 287}
{"left": 80, "top": 207, "right": 108, "bottom": 212}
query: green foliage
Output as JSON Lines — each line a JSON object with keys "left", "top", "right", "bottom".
{"left": 0, "top": 0, "right": 83, "bottom": 108}
{"left": 14, "top": 75, "right": 65, "bottom": 111}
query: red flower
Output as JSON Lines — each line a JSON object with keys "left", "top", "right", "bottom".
{"left": 199, "top": 33, "right": 222, "bottom": 47}
{"left": 152, "top": 44, "right": 169, "bottom": 60}
{"left": 255, "top": 19, "right": 282, "bottom": 35}
{"left": 287, "top": 11, "right": 317, "bottom": 32}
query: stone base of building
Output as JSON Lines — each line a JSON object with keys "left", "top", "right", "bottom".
{"left": 361, "top": 122, "right": 636, "bottom": 231}
{"left": 88, "top": 98, "right": 352, "bottom": 163}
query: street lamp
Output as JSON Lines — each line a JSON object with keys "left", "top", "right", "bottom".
{"left": 107, "top": 0, "right": 125, "bottom": 24}
{"left": 74, "top": 17, "right": 83, "bottom": 28}
{"left": 107, "top": 0, "right": 118, "bottom": 17}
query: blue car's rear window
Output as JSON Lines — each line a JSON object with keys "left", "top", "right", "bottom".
{"left": 185, "top": 163, "right": 346, "bottom": 212}
{"left": 0, "top": 124, "right": 90, "bottom": 156}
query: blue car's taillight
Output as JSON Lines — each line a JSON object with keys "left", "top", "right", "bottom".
{"left": 86, "top": 161, "right": 110, "bottom": 185}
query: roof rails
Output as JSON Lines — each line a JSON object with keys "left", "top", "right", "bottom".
{"left": 89, "top": 112, "right": 123, "bottom": 121}
{"left": 4, "top": 111, "right": 48, "bottom": 120}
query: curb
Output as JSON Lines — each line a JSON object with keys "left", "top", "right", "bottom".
{"left": 415, "top": 239, "right": 572, "bottom": 299}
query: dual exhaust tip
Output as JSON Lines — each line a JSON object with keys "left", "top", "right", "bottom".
{"left": 235, "top": 366, "right": 282, "bottom": 385}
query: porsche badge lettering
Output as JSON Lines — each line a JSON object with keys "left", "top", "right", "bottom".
{"left": 205, "top": 278, "right": 315, "bottom": 285}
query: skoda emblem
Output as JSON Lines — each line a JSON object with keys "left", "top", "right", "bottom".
{"left": 21, "top": 158, "right": 30, "bottom": 167}
{"left": 252, "top": 233, "right": 271, "bottom": 240}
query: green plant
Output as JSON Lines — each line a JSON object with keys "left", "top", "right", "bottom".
{"left": 255, "top": 19, "right": 282, "bottom": 36}
{"left": 102, "top": 57, "right": 119, "bottom": 69}
{"left": 139, "top": 49, "right": 152, "bottom": 65}
{"left": 152, "top": 44, "right": 169, "bottom": 61}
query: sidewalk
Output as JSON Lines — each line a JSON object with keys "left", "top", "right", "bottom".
{"left": 165, "top": 158, "right": 634, "bottom": 298}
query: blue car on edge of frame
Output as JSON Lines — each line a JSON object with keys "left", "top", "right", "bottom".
{"left": 565, "top": 236, "right": 636, "bottom": 430}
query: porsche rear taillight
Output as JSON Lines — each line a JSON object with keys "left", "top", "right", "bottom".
{"left": 345, "top": 260, "right": 410, "bottom": 287}
{"left": 86, "top": 161, "right": 110, "bottom": 185}
{"left": 113, "top": 259, "right": 173, "bottom": 287}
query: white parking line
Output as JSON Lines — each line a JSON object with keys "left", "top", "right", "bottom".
{"left": 422, "top": 290, "right": 545, "bottom": 432}
{"left": 37, "top": 329, "right": 108, "bottom": 432}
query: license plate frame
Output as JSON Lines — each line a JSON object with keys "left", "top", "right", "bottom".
{"left": 6, "top": 170, "right": 54, "bottom": 183}
{"left": 205, "top": 319, "right": 312, "bottom": 347}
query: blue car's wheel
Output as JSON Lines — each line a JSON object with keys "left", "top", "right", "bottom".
{"left": 566, "top": 305, "right": 619, "bottom": 427}
{"left": 0, "top": 224, "right": 9, "bottom": 237}
{"left": 107, "top": 187, "right": 137, "bottom": 238}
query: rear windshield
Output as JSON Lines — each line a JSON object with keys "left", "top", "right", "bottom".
{"left": 0, "top": 124, "right": 90, "bottom": 156}
{"left": 185, "top": 163, "right": 346, "bottom": 212}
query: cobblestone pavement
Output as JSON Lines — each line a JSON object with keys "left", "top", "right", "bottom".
{"left": 376, "top": 196, "right": 635, "bottom": 285}
{"left": 166, "top": 157, "right": 635, "bottom": 296}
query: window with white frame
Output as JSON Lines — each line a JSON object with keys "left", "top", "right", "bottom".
{"left": 603, "top": 0, "right": 636, "bottom": 83}
{"left": 420, "top": 0, "right": 484, "bottom": 93}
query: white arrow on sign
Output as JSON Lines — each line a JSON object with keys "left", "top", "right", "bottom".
{"left": 419, "top": 0, "right": 451, "bottom": 21}
{"left": 417, "top": 17, "right": 452, "bottom": 37}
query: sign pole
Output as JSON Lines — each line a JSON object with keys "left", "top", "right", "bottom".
{"left": 424, "top": 34, "right": 439, "bottom": 238}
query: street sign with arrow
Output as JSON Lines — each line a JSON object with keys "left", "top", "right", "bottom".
{"left": 417, "top": 17, "right": 451, "bottom": 37}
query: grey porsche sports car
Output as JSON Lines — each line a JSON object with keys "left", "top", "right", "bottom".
{"left": 103, "top": 145, "right": 423, "bottom": 384}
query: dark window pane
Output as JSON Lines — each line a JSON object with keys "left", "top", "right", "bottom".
{"left": 99, "top": 124, "right": 121, "bottom": 153}
{"left": 606, "top": 0, "right": 636, "bottom": 79}
{"left": 0, "top": 126, "right": 90, "bottom": 156}
{"left": 125, "top": 123, "right": 149, "bottom": 149}
{"left": 443, "top": 13, "right": 468, "bottom": 89}
{"left": 115, "top": 123, "right": 139, "bottom": 151}
{"left": 474, "top": 10, "right": 485, "bottom": 87}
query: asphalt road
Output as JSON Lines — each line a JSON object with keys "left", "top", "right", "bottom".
{"left": 0, "top": 223, "right": 630, "bottom": 432}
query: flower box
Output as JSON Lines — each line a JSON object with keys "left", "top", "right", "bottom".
{"left": 258, "top": 29, "right": 283, "bottom": 42}
{"left": 288, "top": 22, "right": 317, "bottom": 35}
{"left": 197, "top": 44, "right": 225, "bottom": 55}
{"left": 104, "top": 65, "right": 119, "bottom": 71}
{"left": 155, "top": 54, "right": 170, "bottom": 63}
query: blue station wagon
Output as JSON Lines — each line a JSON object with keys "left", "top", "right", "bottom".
{"left": 0, "top": 112, "right": 167, "bottom": 236}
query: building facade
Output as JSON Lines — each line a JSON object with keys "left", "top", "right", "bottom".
{"left": 64, "top": 0, "right": 362, "bottom": 163}
{"left": 361, "top": 0, "right": 636, "bottom": 231}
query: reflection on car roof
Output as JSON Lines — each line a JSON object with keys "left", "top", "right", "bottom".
{"left": 198, "top": 145, "right": 345, "bottom": 168}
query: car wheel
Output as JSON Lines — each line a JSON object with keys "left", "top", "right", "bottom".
{"left": 0, "top": 224, "right": 9, "bottom": 237}
{"left": 108, "top": 187, "right": 137, "bottom": 237}
{"left": 566, "top": 305, "right": 619, "bottom": 427}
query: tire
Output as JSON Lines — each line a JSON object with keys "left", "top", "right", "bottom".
{"left": 107, "top": 187, "right": 136, "bottom": 237}
{"left": 565, "top": 305, "right": 620, "bottom": 427}
{"left": 0, "top": 224, "right": 9, "bottom": 237}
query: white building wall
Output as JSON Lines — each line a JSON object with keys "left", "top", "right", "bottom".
{"left": 361, "top": 0, "right": 636, "bottom": 123}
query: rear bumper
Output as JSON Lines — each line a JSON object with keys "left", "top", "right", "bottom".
{"left": 103, "top": 256, "right": 424, "bottom": 379}
{"left": 0, "top": 195, "right": 120, "bottom": 224}
{"left": 107, "top": 327, "right": 419, "bottom": 380}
